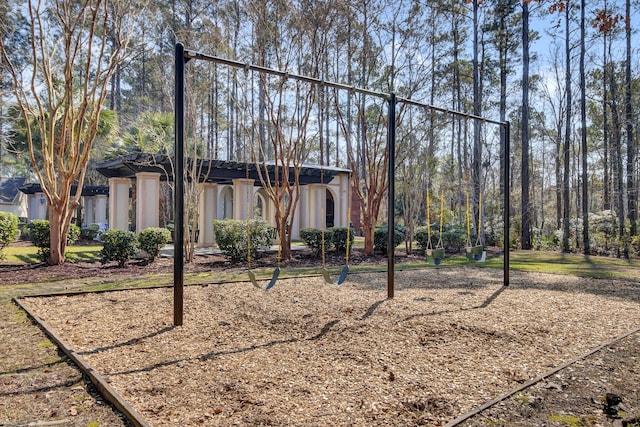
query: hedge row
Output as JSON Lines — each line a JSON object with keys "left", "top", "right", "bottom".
{"left": 0, "top": 212, "right": 19, "bottom": 260}
{"left": 300, "top": 227, "right": 354, "bottom": 256}
{"left": 100, "top": 227, "right": 171, "bottom": 267}
{"left": 213, "top": 219, "right": 275, "bottom": 262}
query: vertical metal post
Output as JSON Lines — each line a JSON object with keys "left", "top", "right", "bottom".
{"left": 387, "top": 93, "right": 396, "bottom": 299}
{"left": 174, "top": 43, "right": 185, "bottom": 326}
{"left": 503, "top": 121, "right": 510, "bottom": 287}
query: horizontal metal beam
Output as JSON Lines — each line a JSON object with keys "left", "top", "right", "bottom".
{"left": 182, "top": 49, "right": 508, "bottom": 127}
{"left": 184, "top": 49, "right": 390, "bottom": 100}
{"left": 396, "top": 96, "right": 507, "bottom": 127}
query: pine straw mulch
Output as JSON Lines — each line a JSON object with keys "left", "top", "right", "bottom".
{"left": 17, "top": 267, "right": 640, "bottom": 426}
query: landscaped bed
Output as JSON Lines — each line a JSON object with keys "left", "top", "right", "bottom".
{"left": 18, "top": 268, "right": 640, "bottom": 426}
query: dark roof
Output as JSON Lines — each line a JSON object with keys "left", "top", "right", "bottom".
{"left": 0, "top": 177, "right": 26, "bottom": 203}
{"left": 95, "top": 153, "right": 350, "bottom": 185}
{"left": 19, "top": 182, "right": 109, "bottom": 196}
{"left": 95, "top": 153, "right": 171, "bottom": 179}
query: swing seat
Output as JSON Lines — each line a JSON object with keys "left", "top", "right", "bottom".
{"left": 426, "top": 248, "right": 445, "bottom": 265}
{"left": 248, "top": 267, "right": 281, "bottom": 290}
{"left": 322, "top": 265, "right": 349, "bottom": 286}
{"left": 466, "top": 245, "right": 485, "bottom": 262}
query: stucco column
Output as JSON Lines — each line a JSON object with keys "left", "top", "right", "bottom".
{"left": 95, "top": 195, "right": 108, "bottom": 225}
{"left": 232, "top": 178, "right": 254, "bottom": 220}
{"left": 339, "top": 175, "right": 350, "bottom": 227}
{"left": 198, "top": 183, "right": 217, "bottom": 247}
{"left": 84, "top": 197, "right": 95, "bottom": 226}
{"left": 135, "top": 172, "right": 160, "bottom": 232}
{"left": 307, "top": 184, "right": 327, "bottom": 229}
{"left": 298, "top": 185, "right": 309, "bottom": 230}
{"left": 109, "top": 177, "right": 130, "bottom": 231}
{"left": 28, "top": 192, "right": 48, "bottom": 222}
{"left": 290, "top": 188, "right": 301, "bottom": 240}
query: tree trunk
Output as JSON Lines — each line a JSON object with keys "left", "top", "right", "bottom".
{"left": 472, "top": 0, "right": 482, "bottom": 243}
{"left": 625, "top": 0, "right": 636, "bottom": 236}
{"left": 580, "top": 0, "right": 589, "bottom": 254}
{"left": 603, "top": 30, "right": 610, "bottom": 210}
{"left": 49, "top": 200, "right": 71, "bottom": 265}
{"left": 498, "top": 5, "right": 508, "bottom": 203}
{"left": 562, "top": 2, "right": 572, "bottom": 253}
{"left": 521, "top": 1, "right": 532, "bottom": 249}
{"left": 555, "top": 126, "right": 562, "bottom": 230}
{"left": 610, "top": 64, "right": 626, "bottom": 257}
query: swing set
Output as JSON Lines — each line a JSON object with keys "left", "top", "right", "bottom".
{"left": 321, "top": 207, "right": 351, "bottom": 286}
{"left": 465, "top": 188, "right": 486, "bottom": 262}
{"left": 173, "top": 42, "right": 511, "bottom": 325}
{"left": 425, "top": 189, "right": 445, "bottom": 265}
{"left": 247, "top": 220, "right": 281, "bottom": 290}
{"left": 425, "top": 183, "right": 486, "bottom": 265}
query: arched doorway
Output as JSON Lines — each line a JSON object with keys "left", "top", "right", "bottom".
{"left": 220, "top": 186, "right": 233, "bottom": 219}
{"left": 254, "top": 192, "right": 266, "bottom": 220}
{"left": 326, "top": 190, "right": 335, "bottom": 228}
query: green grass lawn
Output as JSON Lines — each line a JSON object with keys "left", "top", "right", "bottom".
{"left": 2, "top": 244, "right": 103, "bottom": 264}
{"left": 425, "top": 250, "right": 640, "bottom": 282}
{"left": 3, "top": 240, "right": 640, "bottom": 284}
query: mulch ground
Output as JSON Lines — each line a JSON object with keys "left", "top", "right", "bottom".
{"left": 2, "top": 250, "right": 639, "bottom": 427}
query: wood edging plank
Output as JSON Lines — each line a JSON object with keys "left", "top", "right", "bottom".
{"left": 444, "top": 325, "right": 640, "bottom": 427}
{"left": 13, "top": 296, "right": 151, "bottom": 427}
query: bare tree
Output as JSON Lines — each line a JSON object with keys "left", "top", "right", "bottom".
{"left": 624, "top": 0, "right": 635, "bottom": 237}
{"left": 580, "top": 0, "right": 589, "bottom": 254}
{"left": 254, "top": 75, "right": 314, "bottom": 261}
{"left": 0, "top": 0, "right": 135, "bottom": 265}
{"left": 521, "top": 0, "right": 532, "bottom": 249}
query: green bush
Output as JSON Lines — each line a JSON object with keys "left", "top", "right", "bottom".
{"left": 19, "top": 223, "right": 30, "bottom": 241}
{"left": 416, "top": 223, "right": 468, "bottom": 254}
{"left": 374, "top": 225, "right": 405, "bottom": 255}
{"left": 99, "top": 229, "right": 140, "bottom": 267}
{"left": 80, "top": 223, "right": 102, "bottom": 241}
{"left": 300, "top": 228, "right": 332, "bottom": 256}
{"left": 440, "top": 225, "right": 466, "bottom": 253}
{"left": 214, "top": 219, "right": 274, "bottom": 262}
{"left": 29, "top": 220, "right": 80, "bottom": 262}
{"left": 29, "top": 219, "right": 51, "bottom": 250}
{"left": 0, "top": 212, "right": 19, "bottom": 260}
{"left": 139, "top": 227, "right": 171, "bottom": 261}
{"left": 329, "top": 226, "right": 354, "bottom": 254}
{"left": 415, "top": 226, "right": 430, "bottom": 251}
{"left": 68, "top": 223, "right": 81, "bottom": 243}
{"left": 631, "top": 236, "right": 640, "bottom": 257}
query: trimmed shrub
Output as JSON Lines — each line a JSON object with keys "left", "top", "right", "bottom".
{"left": 80, "top": 223, "right": 101, "bottom": 241}
{"left": 29, "top": 220, "right": 51, "bottom": 250}
{"left": 440, "top": 225, "right": 466, "bottom": 253}
{"left": 19, "top": 222, "right": 30, "bottom": 241}
{"left": 374, "top": 225, "right": 405, "bottom": 255}
{"left": 300, "top": 228, "right": 332, "bottom": 256}
{"left": 139, "top": 227, "right": 171, "bottom": 261}
{"left": 29, "top": 220, "right": 80, "bottom": 262}
{"left": 67, "top": 223, "right": 81, "bottom": 243}
{"left": 414, "top": 226, "right": 430, "bottom": 251}
{"left": 0, "top": 212, "right": 19, "bottom": 260}
{"left": 100, "top": 229, "right": 140, "bottom": 267}
{"left": 214, "top": 219, "right": 274, "bottom": 262}
{"left": 329, "top": 226, "right": 354, "bottom": 254}
{"left": 417, "top": 224, "right": 467, "bottom": 254}
{"left": 631, "top": 236, "right": 640, "bottom": 257}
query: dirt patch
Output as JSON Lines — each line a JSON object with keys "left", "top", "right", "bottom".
{"left": 17, "top": 269, "right": 640, "bottom": 426}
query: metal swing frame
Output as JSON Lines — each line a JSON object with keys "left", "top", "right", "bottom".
{"left": 465, "top": 183, "right": 486, "bottom": 262}
{"left": 173, "top": 42, "right": 511, "bottom": 326}
{"left": 425, "top": 189, "right": 445, "bottom": 265}
{"left": 320, "top": 206, "right": 352, "bottom": 286}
